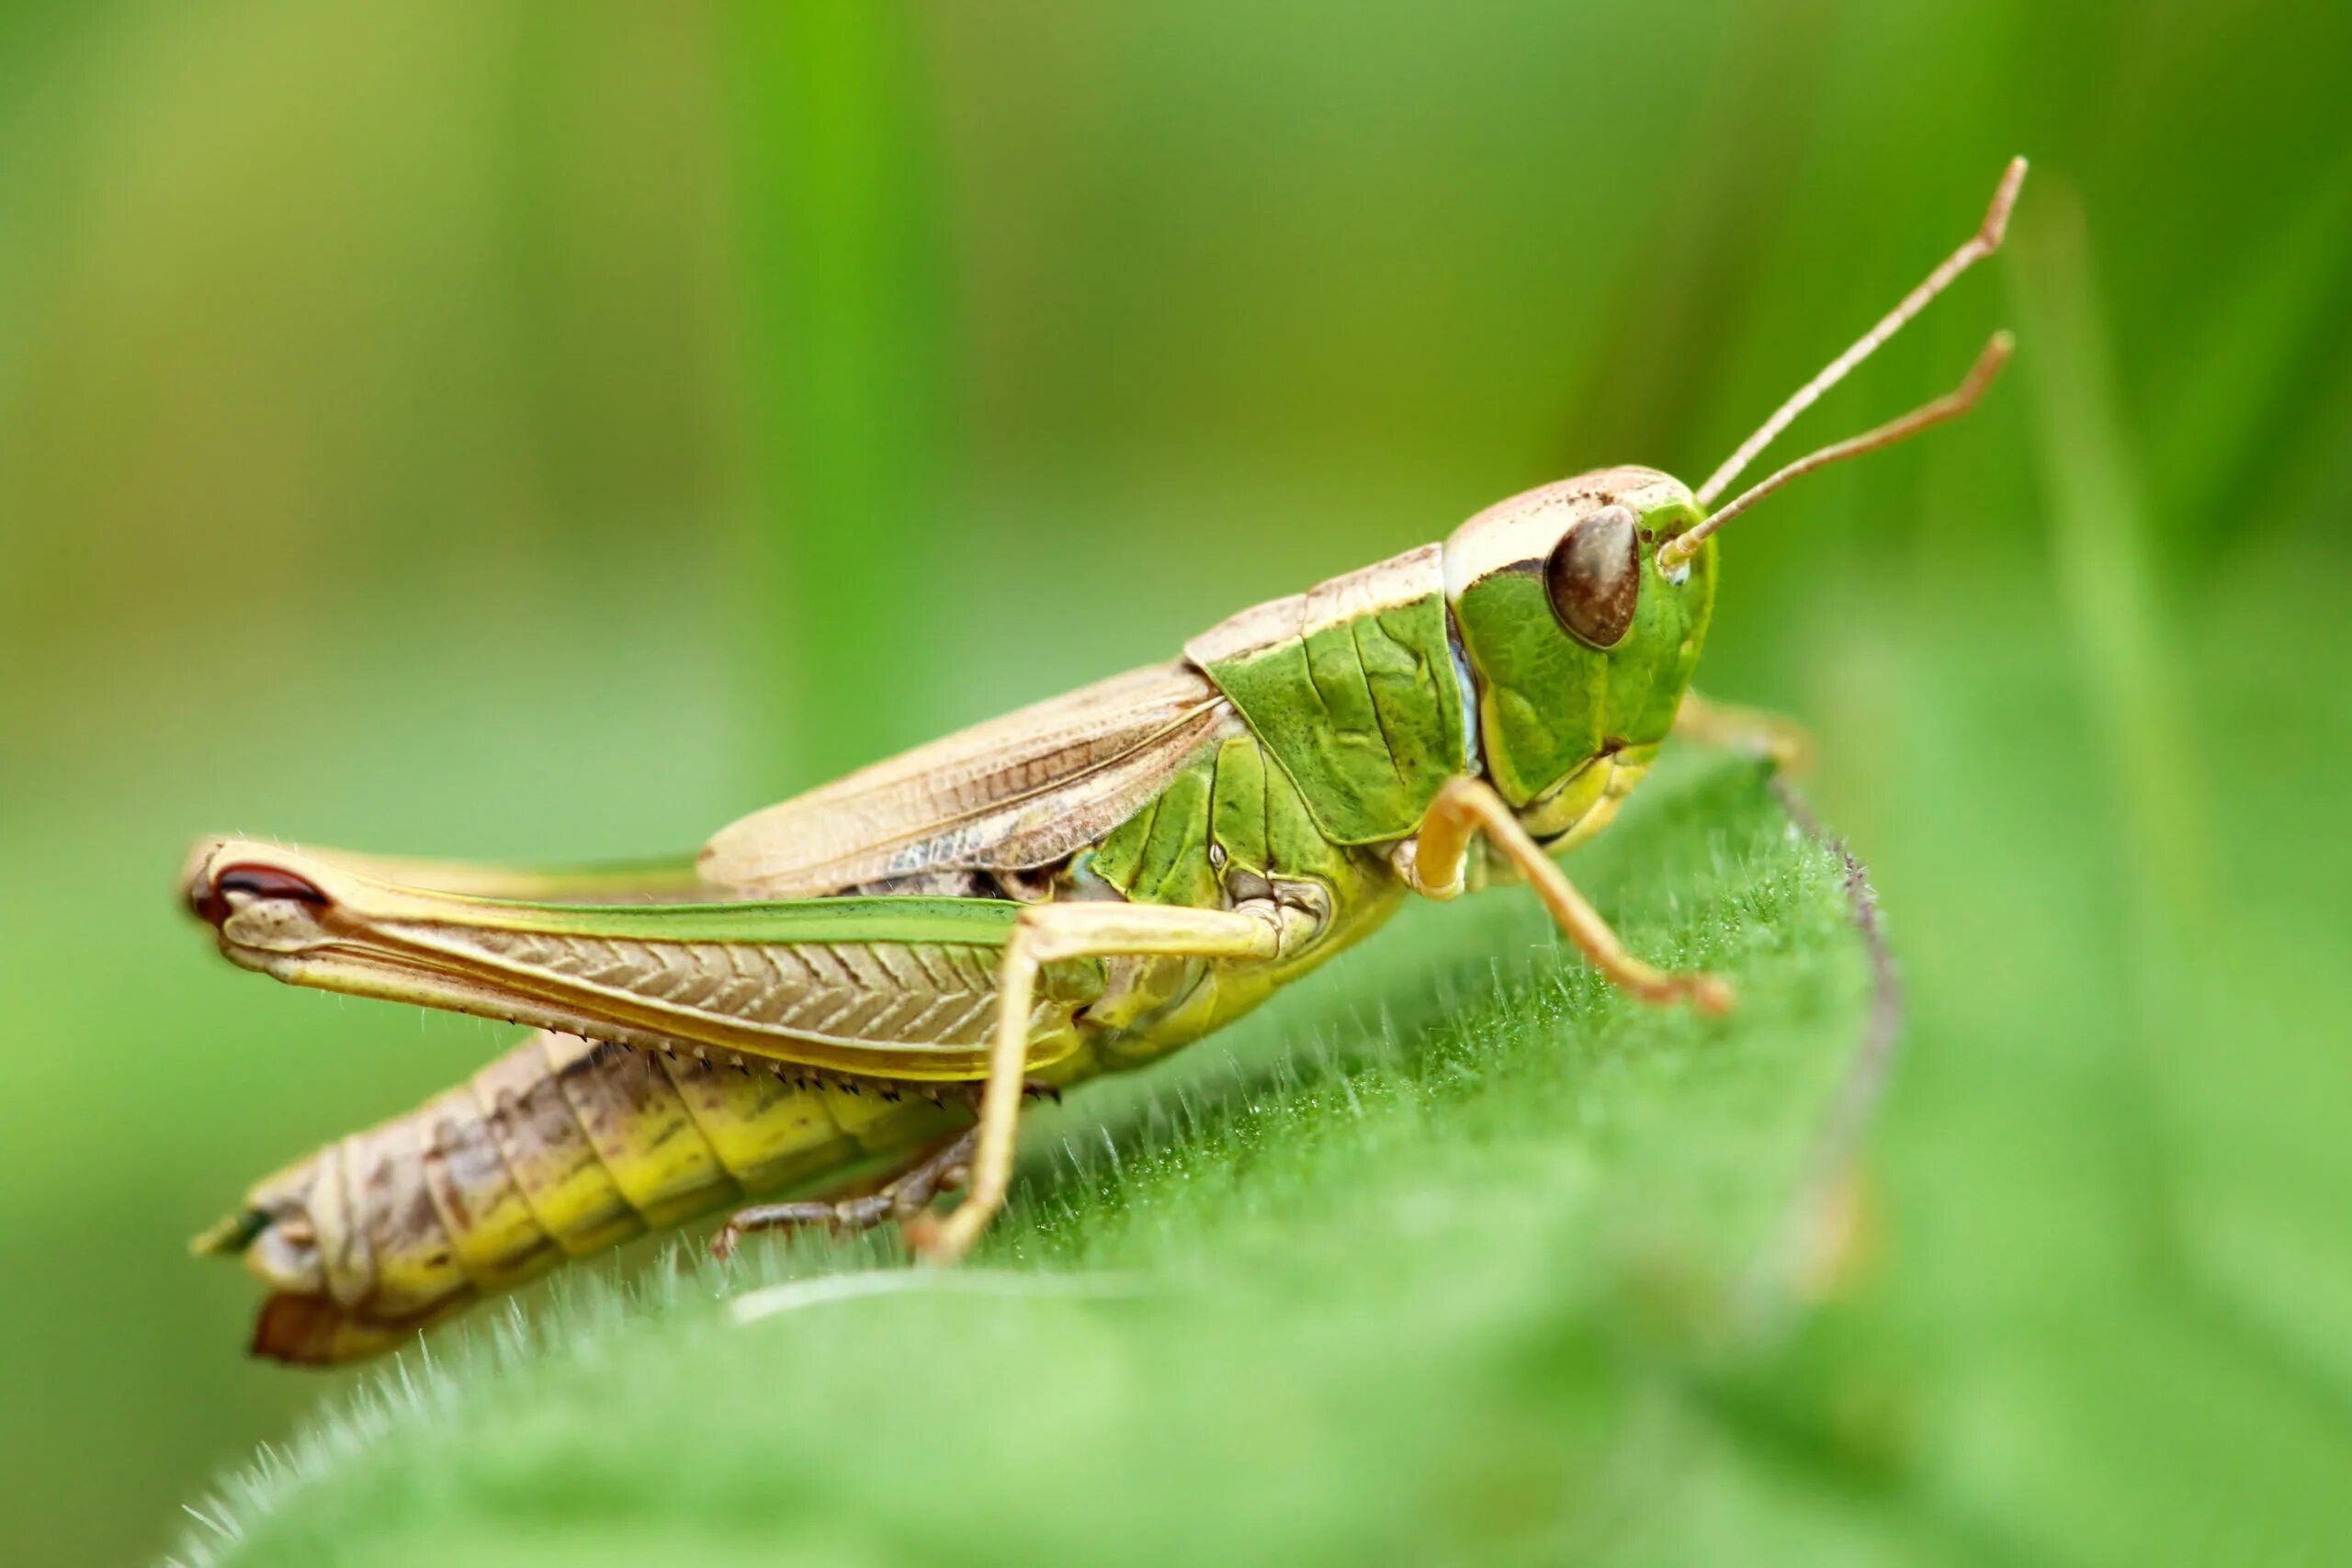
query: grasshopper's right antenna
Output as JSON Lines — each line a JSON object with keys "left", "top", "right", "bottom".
{"left": 1682, "top": 156, "right": 2028, "bottom": 531}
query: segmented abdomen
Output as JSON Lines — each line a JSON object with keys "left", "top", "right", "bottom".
{"left": 254, "top": 1031, "right": 965, "bottom": 1363}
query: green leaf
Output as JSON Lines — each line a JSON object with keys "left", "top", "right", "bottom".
{"left": 167, "top": 756, "right": 1903, "bottom": 1568}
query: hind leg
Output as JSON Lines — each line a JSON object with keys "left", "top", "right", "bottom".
{"left": 910, "top": 901, "right": 1286, "bottom": 1264}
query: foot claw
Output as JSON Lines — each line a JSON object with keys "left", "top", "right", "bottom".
{"left": 903, "top": 1210, "right": 948, "bottom": 1263}
{"left": 1690, "top": 974, "right": 1736, "bottom": 1017}
{"left": 906, "top": 1205, "right": 986, "bottom": 1267}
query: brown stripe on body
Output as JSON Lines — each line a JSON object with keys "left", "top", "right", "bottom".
{"left": 554, "top": 1038, "right": 739, "bottom": 1228}
{"left": 343, "top": 1114, "right": 469, "bottom": 1320}
{"left": 476, "top": 1033, "right": 642, "bottom": 1257}
{"left": 419, "top": 1082, "right": 560, "bottom": 1292}
{"left": 314, "top": 1138, "right": 373, "bottom": 1308}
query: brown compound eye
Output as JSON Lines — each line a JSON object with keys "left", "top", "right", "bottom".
{"left": 217, "top": 865, "right": 329, "bottom": 904}
{"left": 192, "top": 863, "right": 330, "bottom": 927}
{"left": 1544, "top": 503, "right": 1641, "bottom": 649}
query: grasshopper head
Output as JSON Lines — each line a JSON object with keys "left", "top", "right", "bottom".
{"left": 1442, "top": 467, "right": 1714, "bottom": 814}
{"left": 1443, "top": 158, "right": 2029, "bottom": 831}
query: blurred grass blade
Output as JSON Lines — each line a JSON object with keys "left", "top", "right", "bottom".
{"left": 720, "top": 5, "right": 951, "bottom": 783}
{"left": 2009, "top": 183, "right": 2211, "bottom": 918}
{"left": 2153, "top": 140, "right": 2352, "bottom": 522}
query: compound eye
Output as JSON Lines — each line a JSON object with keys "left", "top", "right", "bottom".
{"left": 1544, "top": 503, "right": 1641, "bottom": 649}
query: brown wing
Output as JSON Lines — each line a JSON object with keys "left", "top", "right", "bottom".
{"left": 697, "top": 661, "right": 1229, "bottom": 898}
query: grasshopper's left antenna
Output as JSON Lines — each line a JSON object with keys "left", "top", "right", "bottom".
{"left": 1666, "top": 157, "right": 2027, "bottom": 572}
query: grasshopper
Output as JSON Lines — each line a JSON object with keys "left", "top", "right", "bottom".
{"left": 187, "top": 161, "right": 2024, "bottom": 1364}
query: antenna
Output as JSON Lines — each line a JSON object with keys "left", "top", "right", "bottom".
{"left": 1658, "top": 332, "right": 2012, "bottom": 573}
{"left": 1686, "top": 156, "right": 2028, "bottom": 519}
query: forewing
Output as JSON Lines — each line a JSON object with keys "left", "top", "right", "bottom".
{"left": 698, "top": 661, "right": 1229, "bottom": 897}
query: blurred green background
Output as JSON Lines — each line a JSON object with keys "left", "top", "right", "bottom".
{"left": 5, "top": 3, "right": 2350, "bottom": 1563}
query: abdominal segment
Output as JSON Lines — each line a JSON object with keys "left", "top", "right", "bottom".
{"left": 239, "top": 1031, "right": 967, "bottom": 1364}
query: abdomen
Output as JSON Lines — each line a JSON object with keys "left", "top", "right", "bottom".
{"left": 209, "top": 1031, "right": 967, "bottom": 1363}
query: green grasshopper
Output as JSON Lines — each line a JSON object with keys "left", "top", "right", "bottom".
{"left": 186, "top": 161, "right": 2023, "bottom": 1363}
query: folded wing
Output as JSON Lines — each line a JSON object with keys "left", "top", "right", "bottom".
{"left": 698, "top": 661, "right": 1230, "bottom": 897}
